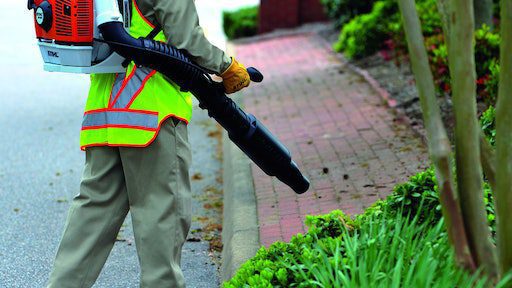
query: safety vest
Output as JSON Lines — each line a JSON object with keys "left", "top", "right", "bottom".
{"left": 80, "top": 0, "right": 193, "bottom": 150}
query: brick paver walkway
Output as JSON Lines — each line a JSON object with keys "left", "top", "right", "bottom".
{"left": 234, "top": 33, "right": 429, "bottom": 247}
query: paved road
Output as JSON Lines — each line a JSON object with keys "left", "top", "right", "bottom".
{"left": 0, "top": 0, "right": 257, "bottom": 287}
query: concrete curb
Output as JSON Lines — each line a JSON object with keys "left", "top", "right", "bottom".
{"left": 220, "top": 94, "right": 260, "bottom": 282}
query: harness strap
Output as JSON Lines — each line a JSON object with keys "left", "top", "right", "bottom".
{"left": 145, "top": 24, "right": 162, "bottom": 41}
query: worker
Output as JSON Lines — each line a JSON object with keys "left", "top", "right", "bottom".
{"left": 46, "top": 0, "right": 250, "bottom": 287}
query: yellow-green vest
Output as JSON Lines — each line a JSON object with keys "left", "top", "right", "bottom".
{"left": 80, "top": 0, "right": 193, "bottom": 150}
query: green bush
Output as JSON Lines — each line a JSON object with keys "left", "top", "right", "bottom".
{"left": 425, "top": 25, "right": 500, "bottom": 100}
{"left": 223, "top": 208, "right": 503, "bottom": 287}
{"left": 333, "top": 1, "right": 398, "bottom": 59}
{"left": 223, "top": 167, "right": 500, "bottom": 287}
{"left": 475, "top": 25, "right": 500, "bottom": 77}
{"left": 385, "top": 166, "right": 495, "bottom": 233}
{"left": 223, "top": 6, "right": 259, "bottom": 40}
{"left": 388, "top": 168, "right": 441, "bottom": 225}
{"left": 483, "top": 60, "right": 500, "bottom": 106}
{"left": 481, "top": 106, "right": 496, "bottom": 147}
{"left": 333, "top": 0, "right": 441, "bottom": 60}
{"left": 319, "top": 0, "right": 376, "bottom": 28}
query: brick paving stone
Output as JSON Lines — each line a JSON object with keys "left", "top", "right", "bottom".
{"left": 234, "top": 33, "right": 429, "bottom": 246}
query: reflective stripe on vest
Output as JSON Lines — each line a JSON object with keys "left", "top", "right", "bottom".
{"left": 82, "top": 109, "right": 158, "bottom": 130}
{"left": 109, "top": 67, "right": 156, "bottom": 109}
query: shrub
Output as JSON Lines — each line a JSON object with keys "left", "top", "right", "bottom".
{"left": 475, "top": 25, "right": 500, "bottom": 77}
{"left": 223, "top": 6, "right": 259, "bottom": 40}
{"left": 480, "top": 106, "right": 496, "bottom": 147}
{"left": 333, "top": 0, "right": 442, "bottom": 60}
{"left": 425, "top": 25, "right": 500, "bottom": 99}
{"left": 223, "top": 166, "right": 500, "bottom": 287}
{"left": 385, "top": 166, "right": 495, "bottom": 232}
{"left": 319, "top": 0, "right": 376, "bottom": 28}
{"left": 295, "top": 215, "right": 489, "bottom": 288}
{"left": 481, "top": 58, "right": 500, "bottom": 107}
{"left": 333, "top": 1, "right": 399, "bottom": 59}
{"left": 223, "top": 209, "right": 501, "bottom": 287}
{"left": 388, "top": 168, "right": 441, "bottom": 225}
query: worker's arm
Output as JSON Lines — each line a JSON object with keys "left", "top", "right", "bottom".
{"left": 151, "top": 0, "right": 231, "bottom": 74}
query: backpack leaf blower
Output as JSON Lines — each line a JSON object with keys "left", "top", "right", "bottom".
{"left": 28, "top": 0, "right": 310, "bottom": 194}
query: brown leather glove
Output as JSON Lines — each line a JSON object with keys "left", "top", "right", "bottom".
{"left": 221, "top": 58, "right": 251, "bottom": 94}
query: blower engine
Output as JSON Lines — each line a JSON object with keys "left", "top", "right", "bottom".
{"left": 28, "top": 0, "right": 311, "bottom": 194}
{"left": 28, "top": 0, "right": 125, "bottom": 73}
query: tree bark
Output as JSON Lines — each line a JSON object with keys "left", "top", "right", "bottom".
{"left": 436, "top": 0, "right": 451, "bottom": 47}
{"left": 398, "top": 0, "right": 476, "bottom": 270}
{"left": 494, "top": 0, "right": 512, "bottom": 275}
{"left": 447, "top": 0, "right": 498, "bottom": 278}
{"left": 473, "top": 0, "right": 494, "bottom": 29}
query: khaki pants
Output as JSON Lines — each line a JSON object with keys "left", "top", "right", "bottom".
{"left": 48, "top": 119, "right": 192, "bottom": 288}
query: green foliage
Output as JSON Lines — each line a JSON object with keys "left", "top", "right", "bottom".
{"left": 224, "top": 166, "right": 501, "bottom": 287}
{"left": 389, "top": 168, "right": 442, "bottom": 225}
{"left": 475, "top": 25, "right": 501, "bottom": 77}
{"left": 333, "top": 1, "right": 399, "bottom": 59}
{"left": 223, "top": 6, "right": 259, "bottom": 40}
{"left": 319, "top": 0, "right": 376, "bottom": 28}
{"left": 304, "top": 209, "right": 356, "bottom": 238}
{"left": 224, "top": 208, "right": 503, "bottom": 287}
{"left": 414, "top": 0, "right": 443, "bottom": 36}
{"left": 424, "top": 25, "right": 500, "bottom": 101}
{"left": 295, "top": 215, "right": 490, "bottom": 288}
{"left": 483, "top": 59, "right": 500, "bottom": 106}
{"left": 480, "top": 106, "right": 496, "bottom": 147}
{"left": 333, "top": 0, "right": 441, "bottom": 60}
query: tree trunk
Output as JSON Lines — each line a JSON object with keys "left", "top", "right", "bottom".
{"left": 447, "top": 0, "right": 498, "bottom": 278}
{"left": 436, "top": 0, "right": 451, "bottom": 47}
{"left": 494, "top": 0, "right": 512, "bottom": 275}
{"left": 473, "top": 0, "right": 494, "bottom": 29}
{"left": 397, "top": 0, "right": 475, "bottom": 270}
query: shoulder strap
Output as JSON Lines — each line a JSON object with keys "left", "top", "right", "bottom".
{"left": 145, "top": 24, "right": 162, "bottom": 40}
{"left": 118, "top": 0, "right": 132, "bottom": 29}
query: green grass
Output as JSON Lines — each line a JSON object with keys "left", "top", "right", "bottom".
{"left": 223, "top": 205, "right": 511, "bottom": 287}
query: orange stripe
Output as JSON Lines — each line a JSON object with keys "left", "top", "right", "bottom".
{"left": 81, "top": 124, "right": 158, "bottom": 132}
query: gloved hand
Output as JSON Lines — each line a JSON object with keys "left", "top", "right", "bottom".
{"left": 221, "top": 58, "right": 251, "bottom": 94}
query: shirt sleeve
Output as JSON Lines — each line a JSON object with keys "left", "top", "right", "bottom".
{"left": 151, "top": 0, "right": 232, "bottom": 74}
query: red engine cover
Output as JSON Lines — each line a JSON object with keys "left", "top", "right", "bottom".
{"left": 33, "top": 0, "right": 94, "bottom": 44}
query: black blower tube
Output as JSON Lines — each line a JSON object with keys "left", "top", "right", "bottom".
{"left": 99, "top": 22, "right": 310, "bottom": 194}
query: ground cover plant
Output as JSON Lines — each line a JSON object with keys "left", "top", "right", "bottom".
{"left": 333, "top": 0, "right": 399, "bottom": 59}
{"left": 223, "top": 6, "right": 259, "bottom": 40}
{"left": 319, "top": 0, "right": 376, "bottom": 28}
{"left": 332, "top": 0, "right": 440, "bottom": 60}
{"left": 223, "top": 166, "right": 508, "bottom": 287}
